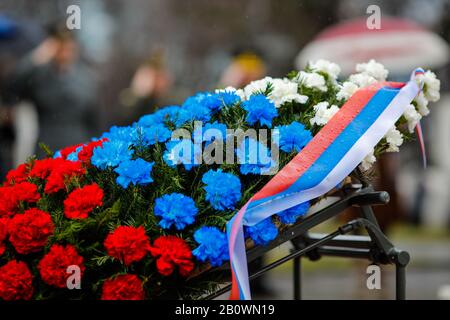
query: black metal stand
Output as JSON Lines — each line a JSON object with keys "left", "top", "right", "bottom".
{"left": 204, "top": 185, "right": 410, "bottom": 300}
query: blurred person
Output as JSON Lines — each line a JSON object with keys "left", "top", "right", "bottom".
{"left": 219, "top": 49, "right": 266, "bottom": 88}
{"left": 0, "top": 14, "right": 18, "bottom": 179}
{"left": 0, "top": 16, "right": 44, "bottom": 179}
{"left": 119, "top": 49, "right": 171, "bottom": 124}
{"left": 3, "top": 23, "right": 98, "bottom": 158}
{"left": 0, "top": 106, "right": 14, "bottom": 179}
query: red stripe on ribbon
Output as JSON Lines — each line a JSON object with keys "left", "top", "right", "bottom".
{"left": 230, "top": 271, "right": 240, "bottom": 300}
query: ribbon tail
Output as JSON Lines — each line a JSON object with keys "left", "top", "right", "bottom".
{"left": 415, "top": 121, "right": 427, "bottom": 169}
{"left": 227, "top": 201, "right": 251, "bottom": 300}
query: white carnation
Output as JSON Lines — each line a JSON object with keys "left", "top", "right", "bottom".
{"left": 242, "top": 76, "right": 309, "bottom": 107}
{"left": 348, "top": 73, "right": 377, "bottom": 88}
{"left": 278, "top": 93, "right": 309, "bottom": 106}
{"left": 414, "top": 92, "right": 430, "bottom": 116}
{"left": 243, "top": 77, "right": 274, "bottom": 98}
{"left": 360, "top": 149, "right": 376, "bottom": 171}
{"left": 310, "top": 102, "right": 339, "bottom": 126}
{"left": 269, "top": 78, "right": 308, "bottom": 108}
{"left": 243, "top": 77, "right": 308, "bottom": 107}
{"left": 309, "top": 59, "right": 341, "bottom": 80}
{"left": 403, "top": 104, "right": 422, "bottom": 133}
{"left": 337, "top": 81, "right": 359, "bottom": 101}
{"left": 296, "top": 71, "right": 327, "bottom": 92}
{"left": 356, "top": 59, "right": 388, "bottom": 80}
{"left": 385, "top": 127, "right": 403, "bottom": 152}
{"left": 417, "top": 70, "right": 440, "bottom": 102}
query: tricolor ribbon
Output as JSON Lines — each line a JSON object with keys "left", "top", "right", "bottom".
{"left": 226, "top": 68, "right": 424, "bottom": 300}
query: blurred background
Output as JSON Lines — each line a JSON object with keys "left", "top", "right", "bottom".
{"left": 0, "top": 0, "right": 449, "bottom": 299}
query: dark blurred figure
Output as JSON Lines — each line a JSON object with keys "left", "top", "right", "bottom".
{"left": 3, "top": 23, "right": 98, "bottom": 157}
{"left": 119, "top": 49, "right": 171, "bottom": 124}
{"left": 0, "top": 95, "right": 14, "bottom": 179}
{"left": 0, "top": 15, "right": 18, "bottom": 178}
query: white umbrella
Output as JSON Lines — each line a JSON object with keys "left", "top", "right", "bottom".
{"left": 296, "top": 17, "right": 450, "bottom": 75}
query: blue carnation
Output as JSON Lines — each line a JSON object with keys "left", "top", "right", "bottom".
{"left": 142, "top": 124, "right": 172, "bottom": 145}
{"left": 193, "top": 121, "right": 228, "bottom": 145}
{"left": 217, "top": 90, "right": 240, "bottom": 107}
{"left": 185, "top": 91, "right": 233, "bottom": 113}
{"left": 277, "top": 202, "right": 310, "bottom": 224}
{"left": 137, "top": 114, "right": 158, "bottom": 127}
{"left": 245, "top": 218, "right": 278, "bottom": 246}
{"left": 182, "top": 93, "right": 213, "bottom": 122}
{"left": 242, "top": 94, "right": 278, "bottom": 128}
{"left": 154, "top": 193, "right": 198, "bottom": 230}
{"left": 138, "top": 105, "right": 190, "bottom": 128}
{"left": 161, "top": 106, "right": 189, "bottom": 125}
{"left": 91, "top": 140, "right": 134, "bottom": 169}
{"left": 202, "top": 169, "right": 241, "bottom": 211}
{"left": 163, "top": 139, "right": 201, "bottom": 170}
{"left": 114, "top": 158, "right": 154, "bottom": 188}
{"left": 192, "top": 226, "right": 229, "bottom": 267}
{"left": 197, "top": 92, "right": 223, "bottom": 112}
{"left": 275, "top": 121, "right": 313, "bottom": 153}
{"left": 236, "top": 137, "right": 276, "bottom": 175}
{"left": 184, "top": 106, "right": 211, "bottom": 123}
{"left": 101, "top": 125, "right": 138, "bottom": 144}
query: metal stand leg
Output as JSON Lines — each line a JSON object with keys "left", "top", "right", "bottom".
{"left": 395, "top": 264, "right": 406, "bottom": 300}
{"left": 293, "top": 256, "right": 301, "bottom": 300}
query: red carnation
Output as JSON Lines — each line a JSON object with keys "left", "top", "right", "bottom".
{"left": 104, "top": 226, "right": 150, "bottom": 266}
{"left": 13, "top": 182, "right": 41, "bottom": 203}
{"left": 38, "top": 244, "right": 85, "bottom": 288}
{"left": 5, "top": 163, "right": 29, "bottom": 184}
{"left": 0, "top": 183, "right": 40, "bottom": 217}
{"left": 0, "top": 186, "right": 17, "bottom": 217}
{"left": 64, "top": 183, "right": 104, "bottom": 219}
{"left": 0, "top": 218, "right": 8, "bottom": 256}
{"left": 77, "top": 139, "right": 108, "bottom": 163}
{"left": 8, "top": 208, "right": 54, "bottom": 254}
{"left": 148, "top": 235, "right": 194, "bottom": 277}
{"left": 44, "top": 159, "right": 86, "bottom": 194}
{"left": 29, "top": 158, "right": 59, "bottom": 180}
{"left": 101, "top": 274, "right": 145, "bottom": 300}
{"left": 0, "top": 260, "right": 34, "bottom": 300}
